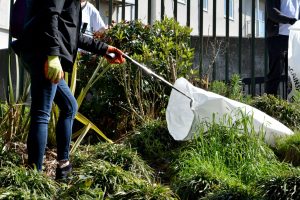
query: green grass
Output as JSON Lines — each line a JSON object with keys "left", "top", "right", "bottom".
{"left": 72, "top": 143, "right": 154, "bottom": 182}
{"left": 275, "top": 131, "right": 300, "bottom": 166}
{"left": 0, "top": 165, "right": 59, "bottom": 199}
{"left": 170, "top": 114, "right": 300, "bottom": 199}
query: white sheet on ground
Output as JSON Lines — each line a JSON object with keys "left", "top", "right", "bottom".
{"left": 166, "top": 77, "right": 294, "bottom": 146}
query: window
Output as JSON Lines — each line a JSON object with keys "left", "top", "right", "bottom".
{"left": 203, "top": 0, "right": 208, "bottom": 11}
{"left": 224, "top": 0, "right": 234, "bottom": 20}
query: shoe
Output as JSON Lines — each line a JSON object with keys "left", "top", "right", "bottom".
{"left": 55, "top": 164, "right": 72, "bottom": 180}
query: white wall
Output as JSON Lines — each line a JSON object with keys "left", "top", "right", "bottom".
{"left": 108, "top": 0, "right": 265, "bottom": 37}
{"left": 0, "top": 0, "right": 10, "bottom": 49}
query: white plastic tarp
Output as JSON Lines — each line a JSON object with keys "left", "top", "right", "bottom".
{"left": 288, "top": 21, "right": 300, "bottom": 100}
{"left": 166, "top": 77, "right": 294, "bottom": 146}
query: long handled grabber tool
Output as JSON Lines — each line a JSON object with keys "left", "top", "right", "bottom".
{"left": 107, "top": 53, "right": 193, "bottom": 102}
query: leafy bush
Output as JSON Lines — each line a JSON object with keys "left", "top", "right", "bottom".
{"left": 250, "top": 94, "right": 300, "bottom": 130}
{"left": 209, "top": 74, "right": 244, "bottom": 101}
{"left": 72, "top": 143, "right": 154, "bottom": 181}
{"left": 76, "top": 18, "right": 194, "bottom": 138}
{"left": 126, "top": 120, "right": 180, "bottom": 161}
{"left": 69, "top": 160, "right": 178, "bottom": 199}
{"left": 58, "top": 181, "right": 105, "bottom": 200}
{"left": 257, "top": 174, "right": 300, "bottom": 200}
{"left": 0, "top": 137, "right": 22, "bottom": 167}
{"left": 170, "top": 114, "right": 295, "bottom": 199}
{"left": 0, "top": 165, "right": 58, "bottom": 199}
{"left": 275, "top": 131, "right": 300, "bottom": 166}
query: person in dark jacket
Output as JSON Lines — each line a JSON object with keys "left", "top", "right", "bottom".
{"left": 13, "top": 0, "right": 125, "bottom": 180}
{"left": 265, "top": 0, "right": 299, "bottom": 96}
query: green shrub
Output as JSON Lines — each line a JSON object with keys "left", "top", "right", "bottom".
{"left": 204, "top": 184, "right": 261, "bottom": 200}
{"left": 126, "top": 120, "right": 181, "bottom": 161}
{"left": 170, "top": 114, "right": 295, "bottom": 199}
{"left": 72, "top": 143, "right": 154, "bottom": 181}
{"left": 209, "top": 74, "right": 245, "bottom": 101}
{"left": 0, "top": 166, "right": 58, "bottom": 199}
{"left": 70, "top": 160, "right": 177, "bottom": 199}
{"left": 257, "top": 174, "right": 300, "bottom": 200}
{"left": 0, "top": 137, "right": 22, "bottom": 167}
{"left": 58, "top": 181, "right": 105, "bottom": 200}
{"left": 250, "top": 94, "right": 300, "bottom": 130}
{"left": 275, "top": 131, "right": 300, "bottom": 166}
{"left": 77, "top": 18, "right": 194, "bottom": 137}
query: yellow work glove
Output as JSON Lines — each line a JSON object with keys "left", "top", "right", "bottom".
{"left": 44, "top": 56, "right": 64, "bottom": 84}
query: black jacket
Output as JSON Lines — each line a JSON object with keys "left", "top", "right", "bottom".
{"left": 266, "top": 0, "right": 297, "bottom": 37}
{"left": 13, "top": 0, "right": 108, "bottom": 72}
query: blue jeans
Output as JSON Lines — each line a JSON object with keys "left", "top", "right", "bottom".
{"left": 20, "top": 51, "right": 78, "bottom": 171}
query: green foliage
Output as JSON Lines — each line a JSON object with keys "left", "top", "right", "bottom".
{"left": 170, "top": 114, "right": 295, "bottom": 199}
{"left": 209, "top": 81, "right": 227, "bottom": 96}
{"left": 209, "top": 74, "right": 244, "bottom": 101}
{"left": 250, "top": 94, "right": 300, "bottom": 130}
{"left": 204, "top": 184, "right": 261, "bottom": 200}
{"left": 126, "top": 120, "right": 181, "bottom": 161}
{"left": 69, "top": 160, "right": 178, "bottom": 200}
{"left": 77, "top": 18, "right": 194, "bottom": 136}
{"left": 0, "top": 138, "right": 22, "bottom": 167}
{"left": 72, "top": 143, "right": 154, "bottom": 181}
{"left": 0, "top": 165, "right": 58, "bottom": 199}
{"left": 257, "top": 174, "right": 300, "bottom": 200}
{"left": 275, "top": 131, "right": 300, "bottom": 166}
{"left": 58, "top": 181, "right": 105, "bottom": 200}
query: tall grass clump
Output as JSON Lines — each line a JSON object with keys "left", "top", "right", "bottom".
{"left": 209, "top": 74, "right": 245, "bottom": 102}
{"left": 67, "top": 159, "right": 178, "bottom": 200}
{"left": 126, "top": 120, "right": 181, "bottom": 161}
{"left": 170, "top": 113, "right": 295, "bottom": 199}
{"left": 274, "top": 131, "right": 300, "bottom": 166}
{"left": 250, "top": 94, "right": 300, "bottom": 130}
{"left": 257, "top": 174, "right": 300, "bottom": 200}
{"left": 125, "top": 119, "right": 183, "bottom": 183}
{"left": 0, "top": 165, "right": 58, "bottom": 199}
{"left": 72, "top": 143, "right": 154, "bottom": 182}
{"left": 0, "top": 136, "right": 22, "bottom": 167}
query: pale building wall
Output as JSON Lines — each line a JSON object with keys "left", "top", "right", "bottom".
{"left": 0, "top": 0, "right": 11, "bottom": 49}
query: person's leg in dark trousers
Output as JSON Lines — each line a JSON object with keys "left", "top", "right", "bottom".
{"left": 265, "top": 35, "right": 289, "bottom": 96}
{"left": 20, "top": 52, "right": 77, "bottom": 171}
{"left": 54, "top": 80, "right": 78, "bottom": 163}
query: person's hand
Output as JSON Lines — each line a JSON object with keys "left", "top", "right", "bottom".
{"left": 44, "top": 56, "right": 64, "bottom": 84}
{"left": 105, "top": 46, "right": 125, "bottom": 64}
{"left": 289, "top": 18, "right": 297, "bottom": 25}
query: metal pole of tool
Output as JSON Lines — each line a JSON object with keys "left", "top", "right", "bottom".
{"left": 106, "top": 53, "right": 192, "bottom": 101}
{"left": 122, "top": 54, "right": 193, "bottom": 101}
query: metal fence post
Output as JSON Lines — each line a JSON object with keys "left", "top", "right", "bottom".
{"left": 199, "top": 0, "right": 203, "bottom": 79}
{"left": 174, "top": 0, "right": 177, "bottom": 21}
{"left": 148, "top": 0, "right": 152, "bottom": 24}
{"left": 238, "top": 0, "right": 242, "bottom": 74}
{"left": 225, "top": 0, "right": 229, "bottom": 83}
{"left": 135, "top": 0, "right": 139, "bottom": 19}
{"left": 122, "top": 0, "right": 126, "bottom": 21}
{"left": 187, "top": 0, "right": 190, "bottom": 27}
{"left": 251, "top": 0, "right": 256, "bottom": 96}
{"left": 161, "top": 0, "right": 165, "bottom": 20}
{"left": 108, "top": 0, "right": 113, "bottom": 25}
{"left": 212, "top": 0, "right": 217, "bottom": 80}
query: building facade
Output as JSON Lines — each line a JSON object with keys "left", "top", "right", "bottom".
{"left": 0, "top": 0, "right": 266, "bottom": 50}
{"left": 96, "top": 0, "right": 265, "bottom": 37}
